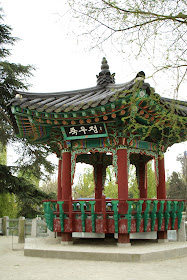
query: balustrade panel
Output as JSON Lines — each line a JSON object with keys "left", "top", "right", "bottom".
{"left": 43, "top": 198, "right": 185, "bottom": 234}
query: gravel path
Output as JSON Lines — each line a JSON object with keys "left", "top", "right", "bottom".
{"left": 1, "top": 236, "right": 187, "bottom": 280}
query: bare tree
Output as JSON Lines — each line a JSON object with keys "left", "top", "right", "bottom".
{"left": 68, "top": 0, "right": 187, "bottom": 97}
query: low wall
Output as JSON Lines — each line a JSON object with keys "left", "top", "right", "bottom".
{"left": 0, "top": 216, "right": 52, "bottom": 242}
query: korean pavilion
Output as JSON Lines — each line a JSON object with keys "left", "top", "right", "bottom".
{"left": 10, "top": 58, "right": 187, "bottom": 245}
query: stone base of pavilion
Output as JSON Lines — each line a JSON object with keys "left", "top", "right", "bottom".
{"left": 24, "top": 237, "right": 187, "bottom": 263}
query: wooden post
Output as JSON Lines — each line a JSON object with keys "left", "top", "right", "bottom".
{"left": 102, "top": 195, "right": 107, "bottom": 233}
{"left": 61, "top": 151, "right": 72, "bottom": 242}
{"left": 139, "top": 162, "right": 147, "bottom": 199}
{"left": 157, "top": 155, "right": 167, "bottom": 241}
{"left": 117, "top": 147, "right": 130, "bottom": 245}
{"left": 157, "top": 156, "right": 166, "bottom": 199}
{"left": 117, "top": 148, "right": 128, "bottom": 213}
{"left": 95, "top": 164, "right": 103, "bottom": 212}
{"left": 57, "top": 158, "right": 62, "bottom": 200}
{"left": 61, "top": 152, "right": 72, "bottom": 210}
{"left": 69, "top": 196, "right": 73, "bottom": 232}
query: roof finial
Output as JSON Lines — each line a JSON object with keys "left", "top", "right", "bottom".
{"left": 101, "top": 57, "right": 109, "bottom": 72}
{"left": 96, "top": 57, "right": 115, "bottom": 85}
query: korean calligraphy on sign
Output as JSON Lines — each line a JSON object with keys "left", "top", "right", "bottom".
{"left": 61, "top": 123, "right": 108, "bottom": 140}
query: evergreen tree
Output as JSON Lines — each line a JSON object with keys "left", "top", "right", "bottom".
{"left": 0, "top": 7, "right": 54, "bottom": 217}
{"left": 0, "top": 141, "right": 19, "bottom": 217}
{"left": 0, "top": 193, "right": 19, "bottom": 218}
{"left": 167, "top": 172, "right": 186, "bottom": 199}
{"left": 167, "top": 153, "right": 187, "bottom": 210}
{"left": 0, "top": 164, "right": 52, "bottom": 217}
{"left": 0, "top": 7, "right": 55, "bottom": 179}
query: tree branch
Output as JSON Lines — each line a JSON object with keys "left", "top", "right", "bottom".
{"left": 101, "top": 0, "right": 187, "bottom": 24}
{"left": 0, "top": 105, "right": 13, "bottom": 126}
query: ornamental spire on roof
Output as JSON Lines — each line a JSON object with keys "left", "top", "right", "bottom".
{"left": 96, "top": 57, "right": 115, "bottom": 85}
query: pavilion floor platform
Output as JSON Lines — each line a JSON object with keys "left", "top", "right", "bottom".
{"left": 24, "top": 237, "right": 187, "bottom": 263}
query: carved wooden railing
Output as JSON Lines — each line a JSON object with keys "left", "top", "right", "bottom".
{"left": 43, "top": 197, "right": 185, "bottom": 234}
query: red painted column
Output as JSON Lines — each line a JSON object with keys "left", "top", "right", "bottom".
{"left": 95, "top": 164, "right": 103, "bottom": 212}
{"left": 157, "top": 156, "right": 166, "bottom": 199}
{"left": 139, "top": 162, "right": 147, "bottom": 199}
{"left": 117, "top": 148, "right": 130, "bottom": 244}
{"left": 61, "top": 151, "right": 72, "bottom": 242}
{"left": 57, "top": 158, "right": 62, "bottom": 200}
{"left": 117, "top": 148, "right": 128, "bottom": 212}
{"left": 157, "top": 155, "right": 167, "bottom": 241}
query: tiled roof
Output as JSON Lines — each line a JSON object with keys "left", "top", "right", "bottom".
{"left": 160, "top": 97, "right": 187, "bottom": 116}
{"left": 11, "top": 80, "right": 145, "bottom": 113}
{"left": 9, "top": 57, "right": 187, "bottom": 117}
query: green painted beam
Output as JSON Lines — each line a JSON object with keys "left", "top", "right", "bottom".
{"left": 157, "top": 200, "right": 165, "bottom": 231}
{"left": 150, "top": 201, "right": 159, "bottom": 231}
{"left": 126, "top": 200, "right": 134, "bottom": 233}
{"left": 57, "top": 201, "right": 65, "bottom": 232}
{"left": 164, "top": 201, "right": 172, "bottom": 230}
{"left": 79, "top": 201, "right": 86, "bottom": 232}
{"left": 89, "top": 201, "right": 96, "bottom": 233}
{"left": 111, "top": 200, "right": 119, "bottom": 233}
{"left": 143, "top": 200, "right": 152, "bottom": 232}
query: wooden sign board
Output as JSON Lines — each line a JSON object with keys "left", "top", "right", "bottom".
{"left": 61, "top": 123, "right": 108, "bottom": 140}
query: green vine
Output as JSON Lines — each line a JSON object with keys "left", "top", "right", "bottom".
{"left": 116, "top": 82, "right": 187, "bottom": 154}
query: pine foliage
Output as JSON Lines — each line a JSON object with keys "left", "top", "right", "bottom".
{"left": 0, "top": 164, "right": 52, "bottom": 217}
{"left": 0, "top": 7, "right": 54, "bottom": 217}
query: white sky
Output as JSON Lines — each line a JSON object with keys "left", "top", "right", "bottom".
{"left": 2, "top": 0, "right": 187, "bottom": 177}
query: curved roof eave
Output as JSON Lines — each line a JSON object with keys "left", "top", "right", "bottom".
{"left": 9, "top": 79, "right": 141, "bottom": 112}
{"left": 15, "top": 78, "right": 137, "bottom": 98}
{"left": 16, "top": 84, "right": 104, "bottom": 98}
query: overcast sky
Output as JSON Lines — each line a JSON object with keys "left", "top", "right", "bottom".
{"left": 1, "top": 0, "right": 187, "bottom": 176}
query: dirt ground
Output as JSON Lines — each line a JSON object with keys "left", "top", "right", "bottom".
{"left": 1, "top": 236, "right": 187, "bottom": 280}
